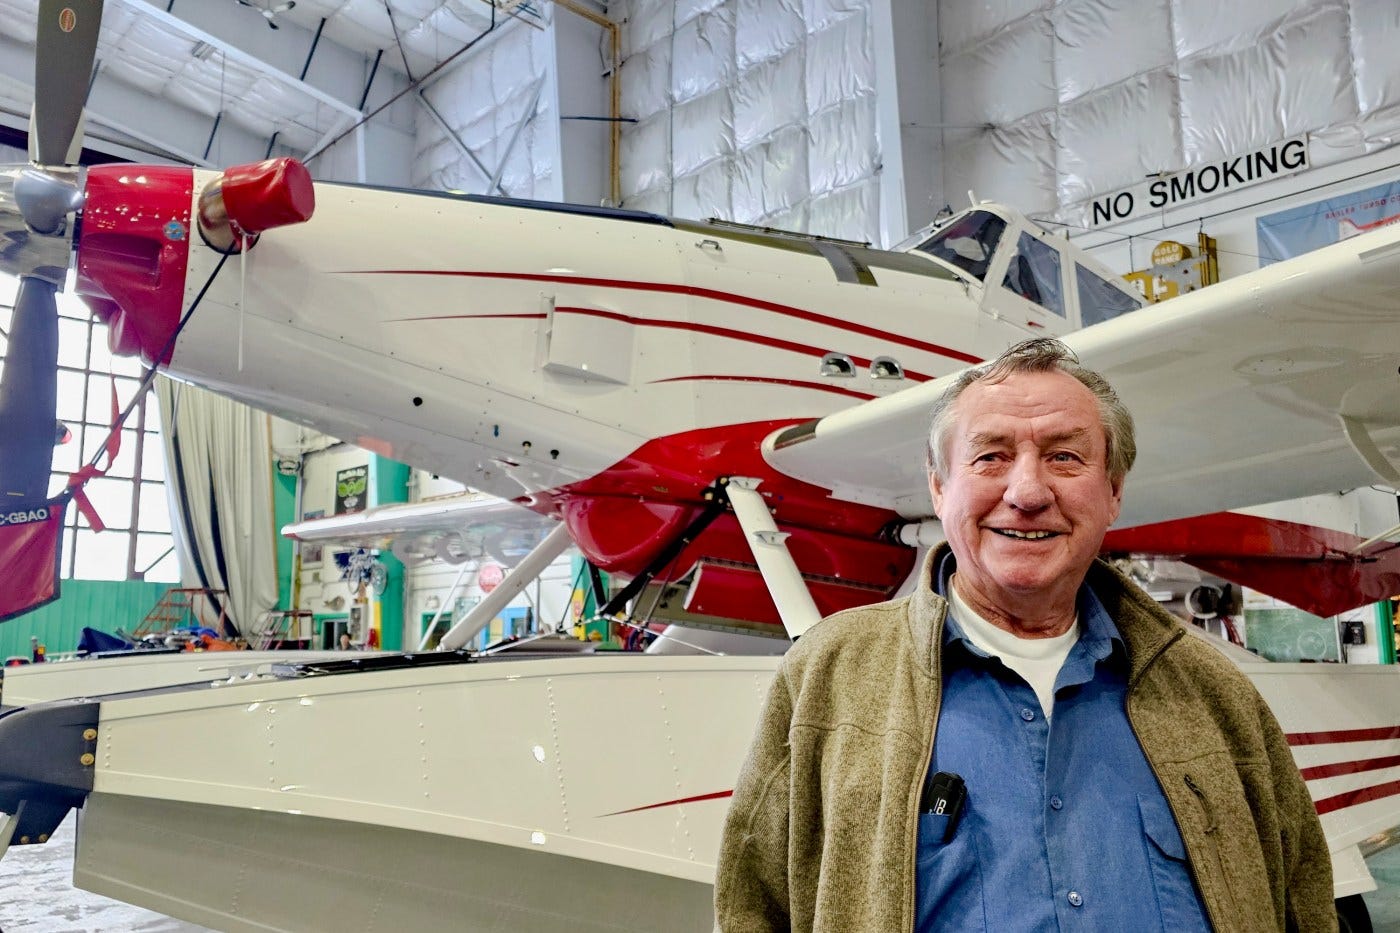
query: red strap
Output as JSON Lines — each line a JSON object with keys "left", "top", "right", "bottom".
{"left": 65, "top": 378, "right": 126, "bottom": 533}
{"left": 66, "top": 476, "right": 105, "bottom": 533}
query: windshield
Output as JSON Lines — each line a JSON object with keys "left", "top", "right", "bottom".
{"left": 1076, "top": 263, "right": 1144, "bottom": 326}
{"left": 912, "top": 211, "right": 1007, "bottom": 281}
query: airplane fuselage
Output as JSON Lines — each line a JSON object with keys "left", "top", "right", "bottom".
{"left": 76, "top": 169, "right": 1089, "bottom": 619}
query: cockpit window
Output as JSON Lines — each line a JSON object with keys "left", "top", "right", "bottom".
{"left": 913, "top": 211, "right": 1007, "bottom": 281}
{"left": 1076, "top": 264, "right": 1144, "bottom": 327}
{"left": 1001, "top": 232, "right": 1065, "bottom": 316}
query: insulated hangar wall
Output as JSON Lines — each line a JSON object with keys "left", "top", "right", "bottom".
{"left": 935, "top": 0, "right": 1400, "bottom": 272}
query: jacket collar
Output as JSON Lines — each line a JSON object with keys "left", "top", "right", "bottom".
{"left": 907, "top": 546, "right": 949, "bottom": 678}
{"left": 911, "top": 543, "right": 1183, "bottom": 684}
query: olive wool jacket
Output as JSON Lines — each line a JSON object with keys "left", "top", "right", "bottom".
{"left": 714, "top": 546, "right": 1336, "bottom": 932}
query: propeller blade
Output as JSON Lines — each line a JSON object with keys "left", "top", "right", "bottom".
{"left": 32, "top": 0, "right": 104, "bottom": 166}
{"left": 0, "top": 277, "right": 60, "bottom": 501}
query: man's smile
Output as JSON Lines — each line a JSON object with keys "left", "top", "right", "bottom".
{"left": 990, "top": 528, "right": 1060, "bottom": 540}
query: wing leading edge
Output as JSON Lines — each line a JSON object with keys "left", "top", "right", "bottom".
{"left": 764, "top": 220, "right": 1400, "bottom": 529}
{"left": 282, "top": 495, "right": 558, "bottom": 568}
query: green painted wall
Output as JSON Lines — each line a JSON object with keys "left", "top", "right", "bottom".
{"left": 0, "top": 580, "right": 172, "bottom": 659}
{"left": 570, "top": 554, "right": 610, "bottom": 642}
{"left": 1377, "top": 600, "right": 1396, "bottom": 665}
{"left": 273, "top": 464, "right": 296, "bottom": 611}
{"left": 369, "top": 455, "right": 410, "bottom": 652}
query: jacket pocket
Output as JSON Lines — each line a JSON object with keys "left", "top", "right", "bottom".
{"left": 1139, "top": 794, "right": 1210, "bottom": 932}
{"left": 914, "top": 812, "right": 986, "bottom": 927}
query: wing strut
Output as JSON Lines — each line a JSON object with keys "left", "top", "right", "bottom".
{"left": 726, "top": 477, "right": 822, "bottom": 640}
{"left": 416, "top": 555, "right": 475, "bottom": 651}
{"left": 595, "top": 493, "right": 728, "bottom": 622}
{"left": 437, "top": 524, "right": 573, "bottom": 651}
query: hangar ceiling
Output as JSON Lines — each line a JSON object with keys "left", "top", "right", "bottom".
{"left": 0, "top": 0, "right": 352, "bottom": 161}
{"left": 0, "top": 0, "right": 916, "bottom": 242}
{"left": 228, "top": 0, "right": 523, "bottom": 77}
{"left": 2, "top": 0, "right": 1395, "bottom": 247}
{"left": 0, "top": 0, "right": 543, "bottom": 175}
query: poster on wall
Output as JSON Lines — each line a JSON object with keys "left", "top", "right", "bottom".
{"left": 1257, "top": 179, "right": 1400, "bottom": 264}
{"left": 335, "top": 465, "right": 368, "bottom": 515}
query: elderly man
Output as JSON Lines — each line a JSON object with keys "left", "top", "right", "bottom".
{"left": 714, "top": 338, "right": 1334, "bottom": 931}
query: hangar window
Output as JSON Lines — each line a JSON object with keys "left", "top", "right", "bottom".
{"left": 1076, "top": 264, "right": 1144, "bottom": 327}
{"left": 913, "top": 211, "right": 1007, "bottom": 281}
{"left": 1002, "top": 233, "right": 1065, "bottom": 317}
{"left": 0, "top": 282, "right": 177, "bottom": 584}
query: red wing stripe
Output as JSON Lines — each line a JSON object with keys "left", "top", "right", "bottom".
{"left": 358, "top": 269, "right": 982, "bottom": 365}
{"left": 1314, "top": 778, "right": 1400, "bottom": 816}
{"left": 1287, "top": 725, "right": 1400, "bottom": 746}
{"left": 651, "top": 375, "right": 877, "bottom": 400}
{"left": 1300, "top": 754, "right": 1400, "bottom": 781}
{"left": 600, "top": 790, "right": 734, "bottom": 817}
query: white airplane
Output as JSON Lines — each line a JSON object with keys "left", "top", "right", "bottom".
{"left": 1, "top": 1, "right": 1399, "bottom": 929}
{"left": 281, "top": 494, "right": 558, "bottom": 572}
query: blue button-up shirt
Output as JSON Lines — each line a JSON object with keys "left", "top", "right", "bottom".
{"left": 915, "top": 557, "right": 1211, "bottom": 931}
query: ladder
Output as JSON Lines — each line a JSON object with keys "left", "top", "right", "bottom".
{"left": 134, "top": 588, "right": 236, "bottom": 640}
{"left": 250, "top": 610, "right": 313, "bottom": 649}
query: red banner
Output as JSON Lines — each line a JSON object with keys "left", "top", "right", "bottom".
{"left": 0, "top": 496, "right": 68, "bottom": 623}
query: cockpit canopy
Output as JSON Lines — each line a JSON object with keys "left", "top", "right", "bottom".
{"left": 906, "top": 206, "right": 1145, "bottom": 331}
{"left": 913, "top": 210, "right": 1007, "bottom": 282}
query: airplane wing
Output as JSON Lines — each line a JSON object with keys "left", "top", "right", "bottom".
{"left": 765, "top": 221, "right": 1400, "bottom": 530}
{"left": 282, "top": 495, "right": 559, "bottom": 568}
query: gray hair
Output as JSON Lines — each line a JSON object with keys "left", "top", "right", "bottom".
{"left": 926, "top": 337, "right": 1136, "bottom": 483}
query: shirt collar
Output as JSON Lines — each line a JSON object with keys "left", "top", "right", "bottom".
{"left": 933, "top": 548, "right": 1124, "bottom": 664}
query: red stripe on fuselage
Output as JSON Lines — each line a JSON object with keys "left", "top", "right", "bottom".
{"left": 1313, "top": 779, "right": 1400, "bottom": 816}
{"left": 399, "top": 306, "right": 932, "bottom": 381}
{"left": 359, "top": 269, "right": 981, "bottom": 365}
{"left": 650, "top": 375, "right": 877, "bottom": 400}
{"left": 1300, "top": 754, "right": 1400, "bottom": 782}
{"left": 1287, "top": 725, "right": 1400, "bottom": 746}
{"left": 600, "top": 790, "right": 734, "bottom": 817}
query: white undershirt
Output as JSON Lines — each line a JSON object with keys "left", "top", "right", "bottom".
{"left": 948, "top": 579, "right": 1080, "bottom": 719}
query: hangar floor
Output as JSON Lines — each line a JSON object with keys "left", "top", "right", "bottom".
{"left": 3, "top": 812, "right": 1400, "bottom": 931}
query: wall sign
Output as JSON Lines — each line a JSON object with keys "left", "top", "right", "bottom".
{"left": 1079, "top": 136, "right": 1309, "bottom": 229}
{"left": 335, "top": 465, "right": 368, "bottom": 515}
{"left": 1256, "top": 178, "right": 1400, "bottom": 264}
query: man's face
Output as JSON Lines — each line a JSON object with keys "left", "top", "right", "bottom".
{"left": 929, "top": 370, "right": 1123, "bottom": 621}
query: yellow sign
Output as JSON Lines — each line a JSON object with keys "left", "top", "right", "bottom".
{"left": 1151, "top": 240, "right": 1190, "bottom": 266}
{"left": 1125, "top": 233, "right": 1219, "bottom": 304}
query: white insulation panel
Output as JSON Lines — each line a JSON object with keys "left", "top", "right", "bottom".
{"left": 412, "top": 17, "right": 556, "bottom": 200}
{"left": 616, "top": 0, "right": 883, "bottom": 242}
{"left": 939, "top": 0, "right": 1400, "bottom": 222}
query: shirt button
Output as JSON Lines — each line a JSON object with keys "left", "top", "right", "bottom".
{"left": 1050, "top": 795, "right": 1063, "bottom": 810}
{"left": 1068, "top": 891, "right": 1083, "bottom": 907}
{"left": 1020, "top": 708, "right": 1036, "bottom": 721}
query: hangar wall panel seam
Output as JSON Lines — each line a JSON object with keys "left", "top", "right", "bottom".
{"left": 938, "top": 0, "right": 1400, "bottom": 226}
{"left": 615, "top": 0, "right": 885, "bottom": 244}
